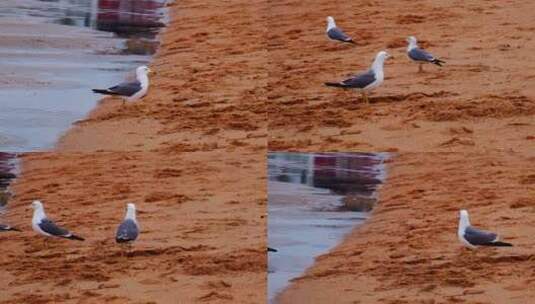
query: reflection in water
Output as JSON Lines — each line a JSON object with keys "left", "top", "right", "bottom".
{"left": 0, "top": 153, "right": 17, "bottom": 208}
{"left": 94, "top": 0, "right": 166, "bottom": 37}
{"left": 0, "top": 0, "right": 166, "bottom": 152}
{"left": 0, "top": 0, "right": 166, "bottom": 55}
{"left": 267, "top": 152, "right": 388, "bottom": 303}
{"left": 268, "top": 152, "right": 386, "bottom": 203}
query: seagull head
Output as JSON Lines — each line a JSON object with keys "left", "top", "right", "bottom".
{"left": 459, "top": 209, "right": 471, "bottom": 228}
{"left": 31, "top": 200, "right": 43, "bottom": 210}
{"left": 326, "top": 16, "right": 336, "bottom": 30}
{"left": 406, "top": 36, "right": 418, "bottom": 49}
{"left": 136, "top": 66, "right": 151, "bottom": 76}
{"left": 126, "top": 202, "right": 137, "bottom": 220}
{"left": 376, "top": 50, "right": 392, "bottom": 61}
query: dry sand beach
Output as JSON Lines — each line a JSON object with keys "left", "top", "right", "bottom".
{"left": 268, "top": 0, "right": 534, "bottom": 153}
{"left": 0, "top": 0, "right": 267, "bottom": 303}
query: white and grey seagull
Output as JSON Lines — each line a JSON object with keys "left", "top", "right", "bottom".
{"left": 0, "top": 223, "right": 20, "bottom": 232}
{"left": 116, "top": 203, "right": 139, "bottom": 244}
{"left": 326, "top": 16, "right": 355, "bottom": 44}
{"left": 31, "top": 200, "right": 84, "bottom": 241}
{"left": 92, "top": 65, "right": 151, "bottom": 105}
{"left": 325, "top": 50, "right": 391, "bottom": 103}
{"left": 406, "top": 36, "right": 445, "bottom": 72}
{"left": 458, "top": 209, "right": 512, "bottom": 249}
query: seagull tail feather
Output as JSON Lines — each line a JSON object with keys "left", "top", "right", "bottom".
{"left": 92, "top": 89, "right": 122, "bottom": 96}
{"left": 267, "top": 247, "right": 278, "bottom": 252}
{"left": 346, "top": 39, "right": 356, "bottom": 44}
{"left": 324, "top": 82, "right": 347, "bottom": 88}
{"left": 9, "top": 227, "right": 21, "bottom": 232}
{"left": 431, "top": 58, "right": 445, "bottom": 66}
{"left": 483, "top": 241, "right": 513, "bottom": 247}
{"left": 67, "top": 234, "right": 85, "bottom": 241}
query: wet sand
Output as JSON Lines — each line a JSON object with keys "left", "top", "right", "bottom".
{"left": 0, "top": 0, "right": 266, "bottom": 303}
{"left": 268, "top": 0, "right": 535, "bottom": 303}
{"left": 267, "top": 0, "right": 534, "bottom": 153}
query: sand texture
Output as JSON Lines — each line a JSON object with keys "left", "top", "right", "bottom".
{"left": 277, "top": 152, "right": 535, "bottom": 303}
{"left": 0, "top": 0, "right": 267, "bottom": 303}
{"left": 267, "top": 0, "right": 534, "bottom": 153}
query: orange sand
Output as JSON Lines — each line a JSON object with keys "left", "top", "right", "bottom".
{"left": 267, "top": 0, "right": 534, "bottom": 153}
{"left": 0, "top": 0, "right": 266, "bottom": 303}
{"left": 268, "top": 0, "right": 535, "bottom": 303}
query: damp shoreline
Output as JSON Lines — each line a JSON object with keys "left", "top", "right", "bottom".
{"left": 268, "top": 152, "right": 388, "bottom": 303}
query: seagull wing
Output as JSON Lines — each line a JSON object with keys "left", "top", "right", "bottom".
{"left": 116, "top": 219, "right": 139, "bottom": 243}
{"left": 327, "top": 27, "right": 353, "bottom": 42}
{"left": 408, "top": 48, "right": 437, "bottom": 62}
{"left": 39, "top": 218, "right": 71, "bottom": 237}
{"left": 107, "top": 81, "right": 142, "bottom": 97}
{"left": 464, "top": 226, "right": 498, "bottom": 245}
{"left": 341, "top": 70, "right": 376, "bottom": 88}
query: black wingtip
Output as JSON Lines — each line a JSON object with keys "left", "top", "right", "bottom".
{"left": 68, "top": 234, "right": 85, "bottom": 241}
{"left": 346, "top": 39, "right": 356, "bottom": 45}
{"left": 431, "top": 59, "right": 445, "bottom": 67}
{"left": 92, "top": 89, "right": 109, "bottom": 95}
{"left": 324, "top": 82, "right": 345, "bottom": 88}
{"left": 492, "top": 241, "right": 513, "bottom": 247}
{"left": 1, "top": 226, "right": 21, "bottom": 232}
{"left": 481, "top": 241, "right": 513, "bottom": 247}
{"left": 267, "top": 247, "right": 278, "bottom": 252}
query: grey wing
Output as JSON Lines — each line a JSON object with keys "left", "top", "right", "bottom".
{"left": 464, "top": 226, "right": 498, "bottom": 245}
{"left": 108, "top": 81, "right": 142, "bottom": 97}
{"left": 39, "top": 218, "right": 70, "bottom": 237}
{"left": 116, "top": 219, "right": 138, "bottom": 242}
{"left": 0, "top": 224, "right": 9, "bottom": 230}
{"left": 327, "top": 27, "right": 352, "bottom": 42}
{"left": 341, "top": 70, "right": 376, "bottom": 88}
{"left": 408, "top": 48, "right": 435, "bottom": 62}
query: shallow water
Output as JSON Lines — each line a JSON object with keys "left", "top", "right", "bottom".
{"left": 267, "top": 152, "right": 388, "bottom": 303}
{"left": 0, "top": 0, "right": 166, "bottom": 152}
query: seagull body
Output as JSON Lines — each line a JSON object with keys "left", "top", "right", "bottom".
{"left": 92, "top": 66, "right": 151, "bottom": 104}
{"left": 31, "top": 200, "right": 84, "bottom": 241}
{"left": 458, "top": 209, "right": 512, "bottom": 249}
{"left": 0, "top": 223, "right": 20, "bottom": 232}
{"left": 325, "top": 51, "right": 391, "bottom": 103}
{"left": 116, "top": 203, "right": 139, "bottom": 244}
{"left": 406, "top": 36, "right": 445, "bottom": 72}
{"left": 326, "top": 16, "right": 355, "bottom": 44}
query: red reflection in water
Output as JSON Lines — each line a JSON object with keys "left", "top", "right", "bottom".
{"left": 96, "top": 0, "right": 165, "bottom": 34}
{"left": 312, "top": 154, "right": 383, "bottom": 194}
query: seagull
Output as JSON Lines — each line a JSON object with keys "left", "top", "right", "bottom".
{"left": 325, "top": 50, "right": 391, "bottom": 103}
{"left": 326, "top": 16, "right": 355, "bottom": 44}
{"left": 458, "top": 209, "right": 512, "bottom": 249}
{"left": 267, "top": 247, "right": 278, "bottom": 252}
{"left": 92, "top": 66, "right": 151, "bottom": 105}
{"left": 31, "top": 200, "right": 84, "bottom": 242}
{"left": 116, "top": 203, "right": 139, "bottom": 244}
{"left": 0, "top": 223, "right": 20, "bottom": 232}
{"left": 406, "top": 36, "right": 445, "bottom": 72}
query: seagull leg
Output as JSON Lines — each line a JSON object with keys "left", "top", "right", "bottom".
{"left": 362, "top": 92, "right": 369, "bottom": 104}
{"left": 418, "top": 64, "right": 423, "bottom": 73}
